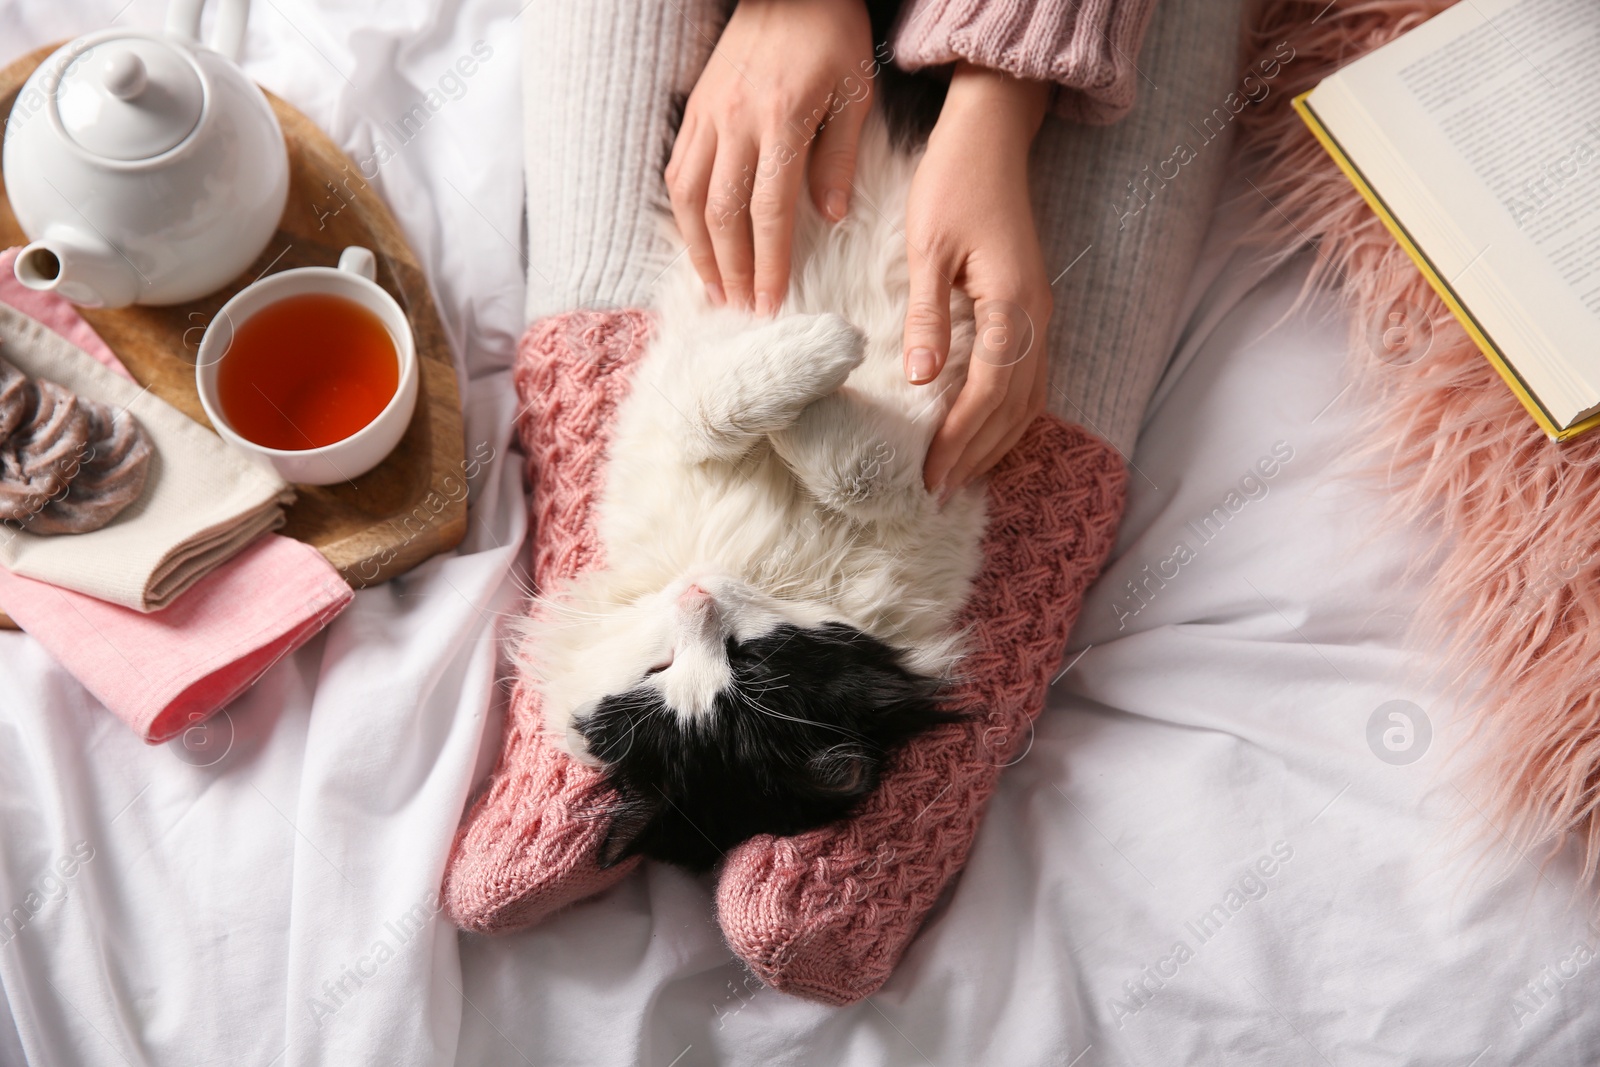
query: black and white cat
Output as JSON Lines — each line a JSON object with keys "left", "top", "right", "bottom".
{"left": 518, "top": 111, "right": 988, "bottom": 870}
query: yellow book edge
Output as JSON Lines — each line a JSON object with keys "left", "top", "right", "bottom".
{"left": 1291, "top": 88, "right": 1600, "bottom": 442}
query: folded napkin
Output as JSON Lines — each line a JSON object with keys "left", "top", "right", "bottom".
{"left": 0, "top": 302, "right": 293, "bottom": 610}
{"left": 0, "top": 250, "right": 355, "bottom": 741}
{"left": 0, "top": 537, "right": 351, "bottom": 742}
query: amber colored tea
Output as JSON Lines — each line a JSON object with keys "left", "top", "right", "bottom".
{"left": 217, "top": 292, "right": 399, "bottom": 451}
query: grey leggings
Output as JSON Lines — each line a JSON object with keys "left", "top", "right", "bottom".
{"left": 521, "top": 0, "right": 1246, "bottom": 456}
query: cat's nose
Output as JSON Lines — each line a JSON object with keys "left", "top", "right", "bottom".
{"left": 678, "top": 583, "right": 711, "bottom": 606}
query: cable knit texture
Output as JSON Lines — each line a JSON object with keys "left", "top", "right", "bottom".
{"left": 716, "top": 407, "right": 1125, "bottom": 1003}
{"left": 443, "top": 309, "right": 1127, "bottom": 1003}
{"left": 441, "top": 310, "right": 652, "bottom": 932}
{"left": 892, "top": 0, "right": 1162, "bottom": 124}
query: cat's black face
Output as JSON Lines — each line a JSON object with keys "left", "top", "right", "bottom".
{"left": 576, "top": 621, "right": 957, "bottom": 871}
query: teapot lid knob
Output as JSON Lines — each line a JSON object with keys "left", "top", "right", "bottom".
{"left": 101, "top": 51, "right": 148, "bottom": 101}
{"left": 55, "top": 38, "right": 203, "bottom": 161}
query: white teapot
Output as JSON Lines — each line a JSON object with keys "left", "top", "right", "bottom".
{"left": 3, "top": 0, "right": 289, "bottom": 308}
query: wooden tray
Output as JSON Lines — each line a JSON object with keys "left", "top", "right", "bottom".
{"left": 0, "top": 43, "right": 467, "bottom": 623}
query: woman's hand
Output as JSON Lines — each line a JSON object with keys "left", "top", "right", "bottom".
{"left": 666, "top": 0, "right": 875, "bottom": 315}
{"left": 903, "top": 63, "right": 1053, "bottom": 498}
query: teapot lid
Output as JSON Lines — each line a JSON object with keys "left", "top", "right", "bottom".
{"left": 55, "top": 37, "right": 204, "bottom": 161}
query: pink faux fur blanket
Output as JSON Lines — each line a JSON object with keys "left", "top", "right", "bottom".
{"left": 1240, "top": 0, "right": 1600, "bottom": 886}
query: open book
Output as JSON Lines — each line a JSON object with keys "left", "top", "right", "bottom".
{"left": 1295, "top": 0, "right": 1600, "bottom": 438}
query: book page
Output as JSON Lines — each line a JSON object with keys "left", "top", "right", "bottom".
{"left": 1397, "top": 0, "right": 1600, "bottom": 316}
{"left": 1310, "top": 0, "right": 1600, "bottom": 427}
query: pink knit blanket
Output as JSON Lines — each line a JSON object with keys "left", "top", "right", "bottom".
{"left": 1241, "top": 0, "right": 1600, "bottom": 886}
{"left": 441, "top": 308, "right": 1126, "bottom": 1001}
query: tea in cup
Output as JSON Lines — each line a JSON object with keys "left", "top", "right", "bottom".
{"left": 195, "top": 247, "right": 418, "bottom": 485}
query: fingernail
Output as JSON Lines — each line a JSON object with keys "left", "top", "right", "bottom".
{"left": 825, "top": 190, "right": 849, "bottom": 221}
{"left": 908, "top": 348, "right": 937, "bottom": 383}
{"left": 705, "top": 281, "right": 724, "bottom": 306}
{"left": 933, "top": 481, "right": 952, "bottom": 508}
{"left": 755, "top": 292, "right": 772, "bottom": 317}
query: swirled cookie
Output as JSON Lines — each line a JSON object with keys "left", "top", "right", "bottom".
{"left": 0, "top": 378, "right": 90, "bottom": 524}
{"left": 31, "top": 397, "right": 153, "bottom": 535}
{"left": 0, "top": 354, "right": 155, "bottom": 535}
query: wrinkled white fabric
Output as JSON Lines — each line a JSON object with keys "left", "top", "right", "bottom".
{"left": 1, "top": 2, "right": 1597, "bottom": 1065}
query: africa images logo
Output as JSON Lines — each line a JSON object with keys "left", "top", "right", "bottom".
{"left": 1111, "top": 441, "right": 1295, "bottom": 630}
{"left": 1366, "top": 700, "right": 1431, "bottom": 766}
{"left": 1108, "top": 841, "right": 1295, "bottom": 1029}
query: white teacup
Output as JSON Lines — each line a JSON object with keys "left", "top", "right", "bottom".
{"left": 195, "top": 246, "right": 418, "bottom": 486}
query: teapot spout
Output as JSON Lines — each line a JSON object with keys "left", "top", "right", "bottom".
{"left": 14, "top": 237, "right": 141, "bottom": 309}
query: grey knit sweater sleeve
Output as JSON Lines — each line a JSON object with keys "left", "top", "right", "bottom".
{"left": 890, "top": 0, "right": 1162, "bottom": 124}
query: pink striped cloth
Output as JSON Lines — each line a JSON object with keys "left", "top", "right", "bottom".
{"left": 0, "top": 251, "right": 353, "bottom": 743}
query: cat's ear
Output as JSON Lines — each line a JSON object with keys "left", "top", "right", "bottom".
{"left": 597, "top": 788, "right": 665, "bottom": 868}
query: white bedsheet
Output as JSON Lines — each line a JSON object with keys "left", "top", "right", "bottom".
{"left": 3, "top": 3, "right": 1598, "bottom": 1065}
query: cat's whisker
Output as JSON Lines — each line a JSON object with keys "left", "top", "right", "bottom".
{"left": 524, "top": 598, "right": 654, "bottom": 623}
{"left": 726, "top": 685, "right": 869, "bottom": 743}
{"left": 525, "top": 600, "right": 619, "bottom": 620}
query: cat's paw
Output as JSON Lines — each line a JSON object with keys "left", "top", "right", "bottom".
{"left": 727, "top": 313, "right": 866, "bottom": 430}
{"left": 675, "top": 313, "right": 866, "bottom": 465}
{"left": 775, "top": 313, "right": 867, "bottom": 403}
{"left": 771, "top": 391, "right": 922, "bottom": 523}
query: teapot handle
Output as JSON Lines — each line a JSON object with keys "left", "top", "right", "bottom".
{"left": 165, "top": 0, "right": 249, "bottom": 61}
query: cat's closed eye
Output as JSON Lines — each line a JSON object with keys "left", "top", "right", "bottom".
{"left": 809, "top": 744, "right": 872, "bottom": 795}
